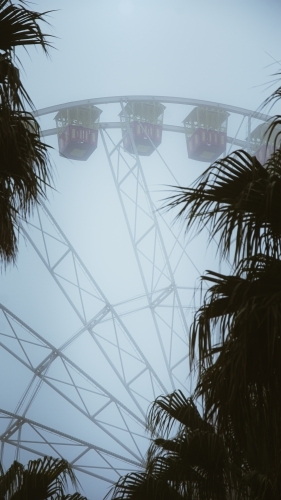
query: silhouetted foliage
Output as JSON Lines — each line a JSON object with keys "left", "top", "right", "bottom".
{"left": 109, "top": 79, "right": 281, "bottom": 500}
{"left": 0, "top": 0, "right": 54, "bottom": 265}
{"left": 0, "top": 456, "right": 88, "bottom": 499}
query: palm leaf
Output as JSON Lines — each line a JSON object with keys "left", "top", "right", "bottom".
{"left": 0, "top": 1, "right": 54, "bottom": 110}
{"left": 1, "top": 456, "right": 83, "bottom": 500}
{"left": 108, "top": 471, "right": 183, "bottom": 500}
{"left": 147, "top": 390, "right": 214, "bottom": 439}
{"left": 0, "top": 0, "right": 53, "bottom": 52}
{"left": 0, "top": 106, "right": 52, "bottom": 264}
{"left": 0, "top": 1, "right": 54, "bottom": 265}
{"left": 0, "top": 461, "right": 24, "bottom": 498}
{"left": 148, "top": 431, "right": 233, "bottom": 500}
{"left": 145, "top": 391, "right": 236, "bottom": 500}
{"left": 164, "top": 150, "right": 281, "bottom": 264}
{"left": 61, "top": 495, "right": 88, "bottom": 500}
{"left": 191, "top": 254, "right": 281, "bottom": 373}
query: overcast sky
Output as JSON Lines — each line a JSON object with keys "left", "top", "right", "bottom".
{"left": 1, "top": 1, "right": 281, "bottom": 499}
{"left": 18, "top": 0, "right": 281, "bottom": 111}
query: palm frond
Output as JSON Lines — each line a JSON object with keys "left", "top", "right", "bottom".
{"left": 164, "top": 150, "right": 281, "bottom": 264}
{"left": 0, "top": 461, "right": 24, "bottom": 498}
{"left": 191, "top": 254, "right": 281, "bottom": 375}
{"left": 108, "top": 471, "right": 183, "bottom": 500}
{"left": 0, "top": 457, "right": 83, "bottom": 500}
{"left": 0, "top": 0, "right": 54, "bottom": 265}
{"left": 147, "top": 390, "right": 209, "bottom": 438}
{"left": 144, "top": 391, "right": 236, "bottom": 500}
{"left": 0, "top": 107, "right": 53, "bottom": 264}
{"left": 0, "top": 1, "right": 54, "bottom": 111}
{"left": 147, "top": 430, "right": 232, "bottom": 500}
{"left": 0, "top": 0, "right": 54, "bottom": 52}
{"left": 62, "top": 495, "right": 88, "bottom": 500}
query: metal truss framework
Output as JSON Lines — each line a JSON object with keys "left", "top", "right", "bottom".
{"left": 0, "top": 304, "right": 147, "bottom": 484}
{"left": 0, "top": 96, "right": 271, "bottom": 496}
{"left": 0, "top": 409, "right": 142, "bottom": 484}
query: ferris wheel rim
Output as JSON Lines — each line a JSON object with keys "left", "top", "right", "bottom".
{"left": 33, "top": 95, "right": 272, "bottom": 122}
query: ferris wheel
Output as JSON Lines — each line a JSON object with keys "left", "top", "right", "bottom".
{"left": 0, "top": 96, "right": 271, "bottom": 499}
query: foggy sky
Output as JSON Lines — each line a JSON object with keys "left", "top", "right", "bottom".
{"left": 1, "top": 1, "right": 281, "bottom": 499}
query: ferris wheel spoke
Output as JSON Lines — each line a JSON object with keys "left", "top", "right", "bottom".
{"left": 0, "top": 304, "right": 150, "bottom": 461}
{"left": 0, "top": 410, "right": 144, "bottom": 483}
{"left": 102, "top": 128, "right": 175, "bottom": 389}
{"left": 19, "top": 204, "right": 168, "bottom": 408}
{"left": 1, "top": 350, "right": 144, "bottom": 462}
{"left": 100, "top": 115, "right": 190, "bottom": 390}
{"left": 157, "top": 208, "right": 201, "bottom": 276}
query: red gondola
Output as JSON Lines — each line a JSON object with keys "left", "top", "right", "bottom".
{"left": 120, "top": 101, "right": 165, "bottom": 156}
{"left": 248, "top": 122, "right": 281, "bottom": 165}
{"left": 55, "top": 105, "right": 102, "bottom": 161}
{"left": 184, "top": 107, "right": 229, "bottom": 163}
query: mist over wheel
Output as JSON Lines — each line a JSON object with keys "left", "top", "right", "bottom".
{"left": 0, "top": 96, "right": 272, "bottom": 499}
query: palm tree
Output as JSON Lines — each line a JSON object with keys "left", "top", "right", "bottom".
{"left": 164, "top": 97, "right": 281, "bottom": 498}
{"left": 110, "top": 80, "right": 281, "bottom": 499}
{"left": 109, "top": 390, "right": 240, "bottom": 500}
{"left": 0, "top": 0, "right": 54, "bottom": 265}
{"left": 0, "top": 456, "right": 88, "bottom": 499}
